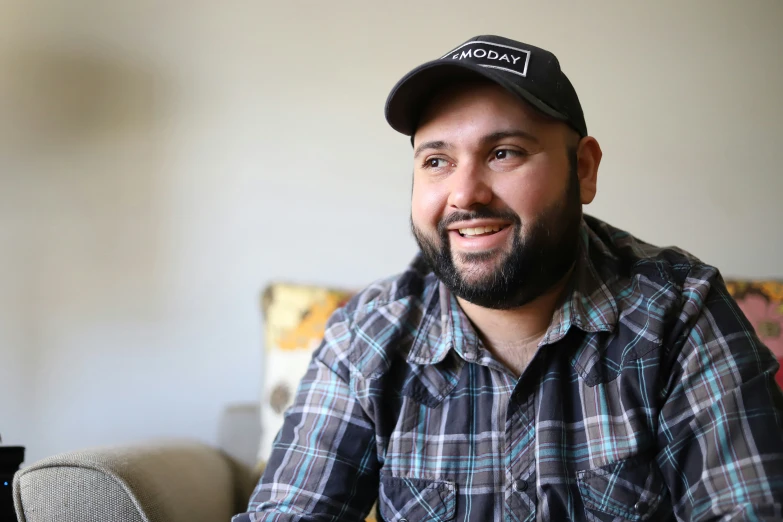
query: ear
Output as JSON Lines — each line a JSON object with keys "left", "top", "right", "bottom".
{"left": 575, "top": 136, "right": 602, "bottom": 205}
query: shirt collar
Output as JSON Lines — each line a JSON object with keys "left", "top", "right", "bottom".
{"left": 406, "top": 276, "right": 480, "bottom": 366}
{"left": 407, "top": 218, "right": 619, "bottom": 365}
{"left": 541, "top": 221, "right": 618, "bottom": 345}
{"left": 403, "top": 278, "right": 469, "bottom": 403}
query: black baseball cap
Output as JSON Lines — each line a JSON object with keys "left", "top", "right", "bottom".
{"left": 385, "top": 35, "right": 587, "bottom": 138}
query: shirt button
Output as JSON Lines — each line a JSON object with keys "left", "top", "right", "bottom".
{"left": 399, "top": 519, "right": 408, "bottom": 522}
{"left": 513, "top": 479, "right": 528, "bottom": 492}
{"left": 634, "top": 500, "right": 649, "bottom": 514}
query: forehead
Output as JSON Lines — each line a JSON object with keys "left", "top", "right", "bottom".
{"left": 413, "top": 80, "right": 554, "bottom": 145}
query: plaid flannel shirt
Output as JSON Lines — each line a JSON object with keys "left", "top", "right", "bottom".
{"left": 235, "top": 215, "right": 783, "bottom": 522}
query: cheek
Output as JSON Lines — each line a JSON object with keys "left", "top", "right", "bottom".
{"left": 494, "top": 178, "right": 548, "bottom": 221}
{"left": 497, "top": 165, "right": 564, "bottom": 220}
{"left": 411, "top": 178, "right": 447, "bottom": 229}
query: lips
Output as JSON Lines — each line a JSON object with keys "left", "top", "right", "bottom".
{"left": 448, "top": 223, "right": 512, "bottom": 252}
{"left": 457, "top": 224, "right": 507, "bottom": 237}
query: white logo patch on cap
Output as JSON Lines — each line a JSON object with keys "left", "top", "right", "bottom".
{"left": 441, "top": 41, "right": 531, "bottom": 78}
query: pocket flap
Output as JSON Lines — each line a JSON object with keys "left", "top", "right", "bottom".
{"left": 577, "top": 455, "right": 669, "bottom": 521}
{"left": 379, "top": 473, "right": 456, "bottom": 522}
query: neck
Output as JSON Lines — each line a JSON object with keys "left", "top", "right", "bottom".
{"left": 456, "top": 266, "right": 573, "bottom": 351}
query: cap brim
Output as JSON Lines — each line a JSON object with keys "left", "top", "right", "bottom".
{"left": 384, "top": 60, "right": 569, "bottom": 136}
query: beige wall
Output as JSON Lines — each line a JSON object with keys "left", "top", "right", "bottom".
{"left": 1, "top": 0, "right": 781, "bottom": 464}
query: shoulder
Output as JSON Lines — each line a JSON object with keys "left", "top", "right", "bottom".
{"left": 314, "top": 253, "right": 440, "bottom": 381}
{"left": 585, "top": 215, "right": 722, "bottom": 307}
{"left": 576, "top": 217, "right": 765, "bottom": 391}
{"left": 581, "top": 215, "right": 737, "bottom": 365}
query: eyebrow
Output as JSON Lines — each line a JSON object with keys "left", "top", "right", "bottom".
{"left": 413, "top": 140, "right": 450, "bottom": 159}
{"left": 480, "top": 130, "right": 539, "bottom": 146}
{"left": 412, "top": 130, "right": 539, "bottom": 158}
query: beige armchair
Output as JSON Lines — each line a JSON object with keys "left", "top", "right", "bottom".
{"left": 13, "top": 404, "right": 261, "bottom": 522}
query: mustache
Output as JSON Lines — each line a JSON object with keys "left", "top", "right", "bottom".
{"left": 437, "top": 207, "right": 522, "bottom": 236}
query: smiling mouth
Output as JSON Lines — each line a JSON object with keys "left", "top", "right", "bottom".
{"left": 457, "top": 225, "right": 508, "bottom": 237}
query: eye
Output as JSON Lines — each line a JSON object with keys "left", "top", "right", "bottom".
{"left": 493, "top": 149, "right": 524, "bottom": 160}
{"left": 488, "top": 147, "right": 528, "bottom": 172}
{"left": 423, "top": 157, "right": 451, "bottom": 169}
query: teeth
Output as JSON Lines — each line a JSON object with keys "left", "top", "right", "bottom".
{"left": 458, "top": 225, "right": 502, "bottom": 236}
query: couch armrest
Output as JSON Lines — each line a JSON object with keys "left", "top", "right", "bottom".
{"left": 14, "top": 439, "right": 253, "bottom": 522}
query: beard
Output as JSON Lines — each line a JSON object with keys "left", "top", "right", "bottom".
{"left": 411, "top": 150, "right": 582, "bottom": 310}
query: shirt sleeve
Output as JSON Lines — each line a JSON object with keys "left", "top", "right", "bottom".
{"left": 233, "top": 307, "right": 380, "bottom": 522}
{"left": 657, "top": 268, "right": 783, "bottom": 521}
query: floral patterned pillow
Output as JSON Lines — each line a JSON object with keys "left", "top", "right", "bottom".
{"left": 726, "top": 280, "right": 783, "bottom": 388}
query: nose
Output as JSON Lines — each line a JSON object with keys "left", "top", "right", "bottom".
{"left": 447, "top": 161, "right": 493, "bottom": 210}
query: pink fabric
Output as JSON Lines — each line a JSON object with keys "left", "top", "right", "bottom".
{"left": 734, "top": 292, "right": 783, "bottom": 387}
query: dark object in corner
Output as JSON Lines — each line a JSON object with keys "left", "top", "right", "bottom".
{"left": 0, "top": 444, "right": 25, "bottom": 522}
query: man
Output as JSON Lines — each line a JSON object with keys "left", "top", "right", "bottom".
{"left": 235, "top": 35, "right": 783, "bottom": 521}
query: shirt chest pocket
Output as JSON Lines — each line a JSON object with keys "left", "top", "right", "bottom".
{"left": 378, "top": 472, "right": 456, "bottom": 522}
{"left": 576, "top": 454, "right": 671, "bottom": 521}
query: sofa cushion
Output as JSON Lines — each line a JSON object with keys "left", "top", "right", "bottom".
{"left": 14, "top": 440, "right": 238, "bottom": 522}
{"left": 725, "top": 280, "right": 783, "bottom": 387}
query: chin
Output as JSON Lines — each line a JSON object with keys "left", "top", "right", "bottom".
{"left": 454, "top": 247, "right": 507, "bottom": 267}
{"left": 454, "top": 256, "right": 505, "bottom": 282}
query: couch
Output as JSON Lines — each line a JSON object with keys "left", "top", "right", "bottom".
{"left": 12, "top": 404, "right": 262, "bottom": 522}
